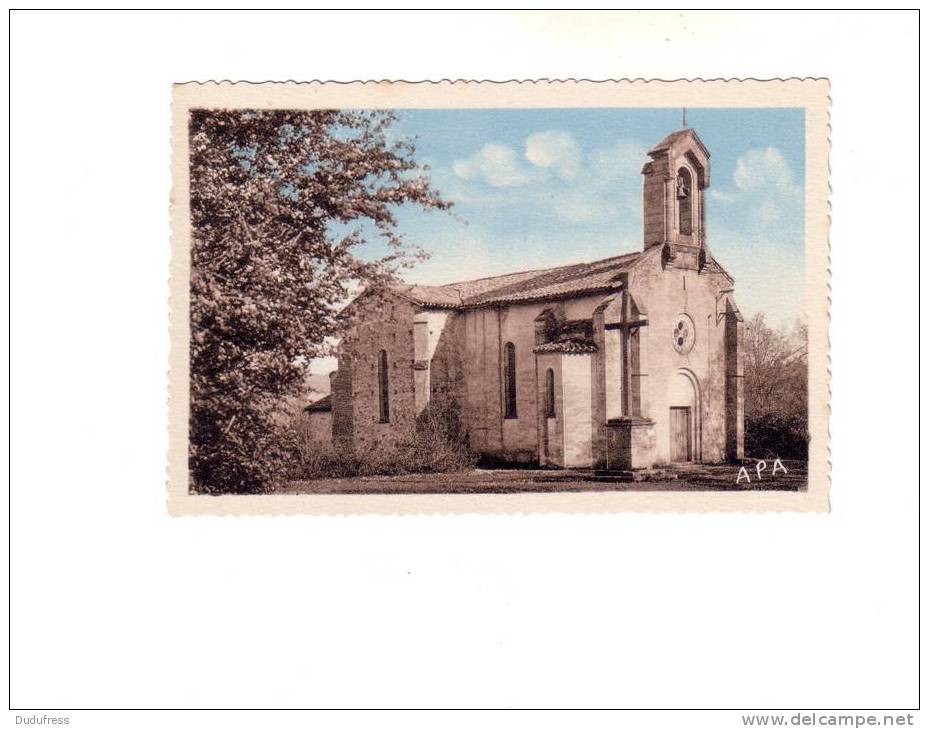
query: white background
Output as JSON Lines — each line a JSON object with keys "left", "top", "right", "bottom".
{"left": 6, "top": 9, "right": 922, "bottom": 726}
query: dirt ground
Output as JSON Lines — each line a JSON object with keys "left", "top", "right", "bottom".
{"left": 282, "top": 460, "right": 807, "bottom": 495}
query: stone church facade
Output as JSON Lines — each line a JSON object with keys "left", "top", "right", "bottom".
{"left": 326, "top": 127, "right": 744, "bottom": 470}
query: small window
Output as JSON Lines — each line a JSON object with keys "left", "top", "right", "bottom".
{"left": 503, "top": 342, "right": 517, "bottom": 419}
{"left": 377, "top": 349, "right": 390, "bottom": 423}
{"left": 544, "top": 368, "right": 555, "bottom": 418}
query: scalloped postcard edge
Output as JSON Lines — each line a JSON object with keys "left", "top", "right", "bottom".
{"left": 168, "top": 79, "right": 830, "bottom": 515}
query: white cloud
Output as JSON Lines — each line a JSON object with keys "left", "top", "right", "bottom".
{"left": 448, "top": 133, "right": 651, "bottom": 227}
{"left": 733, "top": 147, "right": 795, "bottom": 192}
{"left": 548, "top": 139, "right": 646, "bottom": 223}
{"left": 525, "top": 131, "right": 581, "bottom": 180}
{"left": 451, "top": 132, "right": 644, "bottom": 196}
{"left": 710, "top": 146, "right": 802, "bottom": 225}
{"left": 452, "top": 143, "right": 535, "bottom": 187}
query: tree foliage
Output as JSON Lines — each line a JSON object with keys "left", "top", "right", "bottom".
{"left": 188, "top": 109, "right": 449, "bottom": 493}
{"left": 743, "top": 313, "right": 809, "bottom": 459}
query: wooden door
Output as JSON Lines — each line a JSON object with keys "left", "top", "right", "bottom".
{"left": 669, "top": 407, "right": 692, "bottom": 462}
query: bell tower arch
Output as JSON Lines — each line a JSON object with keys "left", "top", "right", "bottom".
{"left": 641, "top": 127, "right": 711, "bottom": 271}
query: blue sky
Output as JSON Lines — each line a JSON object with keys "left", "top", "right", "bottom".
{"left": 312, "top": 107, "right": 804, "bottom": 377}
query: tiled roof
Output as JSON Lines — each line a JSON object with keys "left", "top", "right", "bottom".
{"left": 533, "top": 338, "right": 598, "bottom": 355}
{"left": 703, "top": 258, "right": 729, "bottom": 279}
{"left": 648, "top": 127, "right": 710, "bottom": 159}
{"left": 393, "top": 251, "right": 641, "bottom": 309}
{"left": 649, "top": 128, "right": 691, "bottom": 154}
{"left": 304, "top": 394, "right": 332, "bottom": 412}
{"left": 390, "top": 284, "right": 463, "bottom": 308}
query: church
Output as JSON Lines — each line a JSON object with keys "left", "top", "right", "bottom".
{"left": 321, "top": 126, "right": 744, "bottom": 471}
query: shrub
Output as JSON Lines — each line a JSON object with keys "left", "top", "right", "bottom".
{"left": 744, "top": 412, "right": 808, "bottom": 461}
{"left": 294, "top": 398, "right": 476, "bottom": 480}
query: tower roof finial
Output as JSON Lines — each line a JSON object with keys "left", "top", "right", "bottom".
{"left": 682, "top": 107, "right": 688, "bottom": 128}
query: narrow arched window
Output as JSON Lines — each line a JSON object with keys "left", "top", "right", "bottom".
{"left": 503, "top": 342, "right": 517, "bottom": 419}
{"left": 544, "top": 368, "right": 555, "bottom": 418}
{"left": 677, "top": 167, "right": 693, "bottom": 236}
{"left": 377, "top": 349, "right": 390, "bottom": 423}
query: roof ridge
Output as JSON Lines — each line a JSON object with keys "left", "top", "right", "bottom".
{"left": 390, "top": 248, "right": 643, "bottom": 309}
{"left": 460, "top": 250, "right": 641, "bottom": 307}
{"left": 401, "top": 250, "right": 641, "bottom": 291}
{"left": 649, "top": 127, "right": 711, "bottom": 159}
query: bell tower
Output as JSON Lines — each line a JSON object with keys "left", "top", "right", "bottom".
{"left": 641, "top": 126, "right": 711, "bottom": 271}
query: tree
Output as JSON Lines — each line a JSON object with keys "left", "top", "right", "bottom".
{"left": 188, "top": 109, "right": 449, "bottom": 493}
{"left": 743, "top": 313, "right": 808, "bottom": 459}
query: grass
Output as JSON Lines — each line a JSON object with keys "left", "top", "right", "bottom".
{"left": 279, "top": 460, "right": 808, "bottom": 495}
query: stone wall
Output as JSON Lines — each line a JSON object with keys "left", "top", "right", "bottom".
{"left": 332, "top": 293, "right": 468, "bottom": 456}
{"left": 421, "top": 310, "right": 465, "bottom": 418}
{"left": 335, "top": 294, "right": 419, "bottom": 453}
{"left": 624, "top": 246, "right": 738, "bottom": 465}
{"left": 561, "top": 353, "right": 593, "bottom": 467}
{"left": 724, "top": 304, "right": 745, "bottom": 461}
{"left": 605, "top": 418, "right": 657, "bottom": 470}
{"left": 459, "top": 294, "right": 604, "bottom": 464}
{"left": 331, "top": 356, "right": 354, "bottom": 450}
{"left": 642, "top": 165, "right": 668, "bottom": 249}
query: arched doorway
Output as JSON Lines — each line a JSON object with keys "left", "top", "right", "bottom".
{"left": 667, "top": 369, "right": 701, "bottom": 463}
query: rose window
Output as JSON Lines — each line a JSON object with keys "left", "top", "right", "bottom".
{"left": 672, "top": 314, "right": 695, "bottom": 354}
